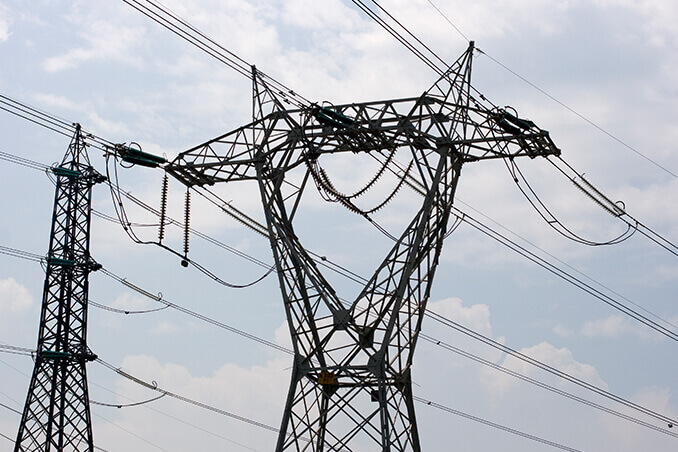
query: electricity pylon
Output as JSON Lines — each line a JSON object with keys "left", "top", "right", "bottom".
{"left": 167, "top": 42, "right": 560, "bottom": 451}
{"left": 15, "top": 124, "right": 105, "bottom": 451}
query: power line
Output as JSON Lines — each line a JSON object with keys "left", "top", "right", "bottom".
{"left": 349, "top": 0, "right": 445, "bottom": 76}
{"left": 96, "top": 356, "right": 584, "bottom": 451}
{"left": 103, "top": 154, "right": 276, "bottom": 289}
{"left": 2, "top": 132, "right": 677, "bottom": 367}
{"left": 120, "top": 0, "right": 310, "bottom": 108}
{"left": 0, "top": 94, "right": 115, "bottom": 151}
{"left": 425, "top": 0, "right": 470, "bottom": 43}
{"left": 0, "top": 357, "right": 132, "bottom": 452}
{"left": 0, "top": 149, "right": 50, "bottom": 172}
{"left": 478, "top": 49, "right": 678, "bottom": 179}
{"left": 350, "top": 2, "right": 678, "bottom": 251}
{"left": 0, "top": 348, "right": 258, "bottom": 451}
{"left": 87, "top": 379, "right": 260, "bottom": 452}
{"left": 0, "top": 344, "right": 34, "bottom": 357}
{"left": 1, "top": 23, "right": 676, "bottom": 440}
{"left": 548, "top": 156, "right": 678, "bottom": 257}
{"left": 421, "top": 333, "right": 678, "bottom": 438}
{"left": 3, "top": 137, "right": 677, "bottom": 411}
{"left": 421, "top": 1, "right": 677, "bottom": 179}
{"left": 425, "top": 309, "right": 678, "bottom": 428}
{"left": 414, "top": 395, "right": 583, "bottom": 452}
{"left": 93, "top": 410, "right": 169, "bottom": 451}
{"left": 0, "top": 430, "right": 14, "bottom": 443}
{"left": 89, "top": 298, "right": 170, "bottom": 315}
{"left": 0, "top": 399, "right": 21, "bottom": 415}
{"left": 96, "top": 357, "right": 282, "bottom": 434}
{"left": 97, "top": 262, "right": 678, "bottom": 438}
{"left": 98, "top": 267, "right": 293, "bottom": 355}
{"left": 0, "top": 244, "right": 44, "bottom": 263}
{"left": 454, "top": 197, "right": 678, "bottom": 333}
{"left": 452, "top": 206, "right": 678, "bottom": 343}
{"left": 1, "top": 18, "right": 675, "bottom": 333}
{"left": 3, "top": 243, "right": 675, "bottom": 440}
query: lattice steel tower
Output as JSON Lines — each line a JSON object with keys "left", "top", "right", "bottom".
{"left": 167, "top": 43, "right": 560, "bottom": 451}
{"left": 15, "top": 124, "right": 105, "bottom": 451}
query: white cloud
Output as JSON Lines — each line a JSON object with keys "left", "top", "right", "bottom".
{"left": 110, "top": 292, "right": 156, "bottom": 311}
{"left": 553, "top": 324, "right": 574, "bottom": 337}
{"left": 85, "top": 111, "right": 132, "bottom": 138}
{"left": 596, "top": 386, "right": 677, "bottom": 451}
{"left": 0, "top": 5, "right": 10, "bottom": 43}
{"left": 149, "top": 321, "right": 179, "bottom": 335}
{"left": 272, "top": 321, "right": 291, "bottom": 350}
{"left": 0, "top": 277, "right": 33, "bottom": 312}
{"left": 42, "top": 21, "right": 145, "bottom": 72}
{"left": 32, "top": 93, "right": 79, "bottom": 112}
{"left": 428, "top": 297, "right": 493, "bottom": 337}
{"left": 96, "top": 354, "right": 290, "bottom": 451}
{"left": 580, "top": 314, "right": 662, "bottom": 341}
{"left": 482, "top": 341, "right": 607, "bottom": 395}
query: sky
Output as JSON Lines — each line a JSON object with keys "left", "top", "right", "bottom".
{"left": 0, "top": 0, "right": 677, "bottom": 451}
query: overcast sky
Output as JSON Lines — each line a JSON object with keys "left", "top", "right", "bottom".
{"left": 1, "top": 1, "right": 677, "bottom": 451}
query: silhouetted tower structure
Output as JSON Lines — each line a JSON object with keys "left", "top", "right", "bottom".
{"left": 167, "top": 42, "right": 560, "bottom": 451}
{"left": 15, "top": 124, "right": 105, "bottom": 451}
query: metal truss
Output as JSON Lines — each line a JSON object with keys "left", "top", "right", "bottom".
{"left": 166, "top": 42, "right": 560, "bottom": 451}
{"left": 15, "top": 125, "right": 105, "bottom": 452}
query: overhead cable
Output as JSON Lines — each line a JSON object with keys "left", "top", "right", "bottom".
{"left": 549, "top": 156, "right": 678, "bottom": 257}
{"left": 422, "top": 0, "right": 677, "bottom": 179}
{"left": 121, "top": 0, "right": 310, "bottom": 108}
{"left": 87, "top": 378, "right": 260, "bottom": 452}
{"left": 2, "top": 92, "right": 676, "bottom": 438}
{"left": 97, "top": 356, "right": 584, "bottom": 451}
{"left": 98, "top": 262, "right": 678, "bottom": 438}
{"left": 414, "top": 395, "right": 582, "bottom": 452}
{"left": 3, "top": 134, "right": 677, "bottom": 361}
{"left": 96, "top": 357, "right": 281, "bottom": 433}
{"left": 3, "top": 243, "right": 675, "bottom": 438}
{"left": 426, "top": 309, "right": 678, "bottom": 428}
{"left": 422, "top": 333, "right": 678, "bottom": 438}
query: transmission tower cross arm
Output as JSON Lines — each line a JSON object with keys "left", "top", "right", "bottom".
{"left": 165, "top": 96, "right": 559, "bottom": 189}
{"left": 166, "top": 51, "right": 558, "bottom": 190}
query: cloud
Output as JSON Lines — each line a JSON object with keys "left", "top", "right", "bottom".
{"left": 596, "top": 386, "right": 677, "bottom": 451}
{"left": 93, "top": 354, "right": 290, "bottom": 451}
{"left": 552, "top": 324, "right": 574, "bottom": 338}
{"left": 0, "top": 277, "right": 33, "bottom": 312}
{"left": 0, "top": 5, "right": 10, "bottom": 43}
{"left": 580, "top": 314, "right": 663, "bottom": 341}
{"left": 428, "top": 297, "right": 493, "bottom": 337}
{"left": 556, "top": 314, "right": 674, "bottom": 342}
{"left": 32, "top": 93, "right": 79, "bottom": 112}
{"left": 149, "top": 321, "right": 179, "bottom": 335}
{"left": 42, "top": 21, "right": 145, "bottom": 72}
{"left": 110, "top": 292, "right": 157, "bottom": 311}
{"left": 482, "top": 341, "right": 607, "bottom": 395}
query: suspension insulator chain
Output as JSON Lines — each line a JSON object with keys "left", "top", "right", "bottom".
{"left": 181, "top": 188, "right": 191, "bottom": 267}
{"left": 158, "top": 174, "right": 168, "bottom": 243}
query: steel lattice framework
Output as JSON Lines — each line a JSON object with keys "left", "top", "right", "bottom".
{"left": 15, "top": 125, "right": 105, "bottom": 452}
{"left": 167, "top": 43, "right": 560, "bottom": 451}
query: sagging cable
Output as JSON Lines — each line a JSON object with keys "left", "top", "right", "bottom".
{"left": 91, "top": 392, "right": 166, "bottom": 408}
{"left": 506, "top": 157, "right": 635, "bottom": 246}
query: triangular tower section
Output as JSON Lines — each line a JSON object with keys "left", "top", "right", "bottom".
{"left": 251, "top": 66, "right": 291, "bottom": 124}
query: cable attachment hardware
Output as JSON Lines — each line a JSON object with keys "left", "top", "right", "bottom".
{"left": 158, "top": 174, "right": 168, "bottom": 243}
{"left": 181, "top": 187, "right": 191, "bottom": 267}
